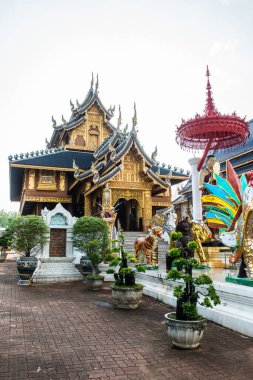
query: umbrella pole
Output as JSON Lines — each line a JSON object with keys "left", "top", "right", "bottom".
{"left": 197, "top": 139, "right": 213, "bottom": 172}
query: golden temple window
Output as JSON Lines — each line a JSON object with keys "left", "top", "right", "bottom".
{"left": 37, "top": 170, "right": 57, "bottom": 191}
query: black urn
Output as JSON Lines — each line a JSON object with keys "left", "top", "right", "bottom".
{"left": 80, "top": 256, "right": 93, "bottom": 274}
{"left": 16, "top": 256, "right": 38, "bottom": 285}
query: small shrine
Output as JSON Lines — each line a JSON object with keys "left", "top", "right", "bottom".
{"left": 32, "top": 203, "right": 83, "bottom": 283}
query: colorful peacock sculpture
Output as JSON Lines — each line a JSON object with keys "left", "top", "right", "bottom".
{"left": 202, "top": 161, "right": 253, "bottom": 279}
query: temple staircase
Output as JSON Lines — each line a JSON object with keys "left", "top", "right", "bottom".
{"left": 123, "top": 231, "right": 147, "bottom": 254}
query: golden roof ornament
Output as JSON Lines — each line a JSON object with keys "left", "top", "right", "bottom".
{"left": 45, "top": 138, "right": 50, "bottom": 148}
{"left": 73, "top": 159, "right": 80, "bottom": 178}
{"left": 132, "top": 102, "right": 137, "bottom": 128}
{"left": 51, "top": 116, "right": 56, "bottom": 127}
{"left": 151, "top": 145, "right": 158, "bottom": 164}
{"left": 123, "top": 124, "right": 128, "bottom": 134}
{"left": 70, "top": 99, "right": 74, "bottom": 112}
{"left": 104, "top": 183, "right": 111, "bottom": 206}
{"left": 91, "top": 72, "right": 94, "bottom": 88}
{"left": 95, "top": 74, "right": 99, "bottom": 92}
{"left": 117, "top": 105, "right": 122, "bottom": 129}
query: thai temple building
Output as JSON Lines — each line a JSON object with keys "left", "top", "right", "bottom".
{"left": 173, "top": 118, "right": 253, "bottom": 219}
{"left": 8, "top": 75, "right": 188, "bottom": 231}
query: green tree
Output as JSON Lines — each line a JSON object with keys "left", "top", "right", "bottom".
{"left": 72, "top": 216, "right": 109, "bottom": 273}
{"left": 165, "top": 237, "right": 220, "bottom": 321}
{"left": 0, "top": 210, "right": 18, "bottom": 228}
{"left": 6, "top": 215, "right": 48, "bottom": 257}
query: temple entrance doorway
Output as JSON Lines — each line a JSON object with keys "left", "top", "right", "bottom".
{"left": 115, "top": 198, "right": 140, "bottom": 231}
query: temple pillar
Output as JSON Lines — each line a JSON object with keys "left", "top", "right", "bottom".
{"left": 188, "top": 157, "right": 202, "bottom": 222}
{"left": 143, "top": 190, "right": 152, "bottom": 231}
{"left": 84, "top": 195, "right": 91, "bottom": 216}
{"left": 84, "top": 182, "right": 92, "bottom": 216}
{"left": 136, "top": 202, "right": 142, "bottom": 231}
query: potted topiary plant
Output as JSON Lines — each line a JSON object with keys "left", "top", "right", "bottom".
{"left": 72, "top": 216, "right": 109, "bottom": 290}
{"left": 164, "top": 229, "right": 220, "bottom": 349}
{"left": 6, "top": 215, "right": 48, "bottom": 285}
{"left": 0, "top": 231, "right": 8, "bottom": 262}
{"left": 110, "top": 230, "right": 143, "bottom": 309}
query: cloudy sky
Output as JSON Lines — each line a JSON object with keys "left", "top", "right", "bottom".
{"left": 1, "top": 0, "right": 253, "bottom": 211}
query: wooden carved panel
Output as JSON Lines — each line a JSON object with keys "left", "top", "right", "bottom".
{"left": 28, "top": 170, "right": 35, "bottom": 190}
{"left": 37, "top": 170, "right": 57, "bottom": 191}
{"left": 111, "top": 189, "right": 144, "bottom": 208}
{"left": 59, "top": 172, "right": 66, "bottom": 192}
{"left": 49, "top": 228, "right": 66, "bottom": 257}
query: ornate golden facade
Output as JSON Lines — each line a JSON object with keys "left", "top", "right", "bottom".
{"left": 9, "top": 75, "right": 188, "bottom": 227}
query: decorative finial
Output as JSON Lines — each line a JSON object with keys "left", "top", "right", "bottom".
{"left": 70, "top": 99, "right": 74, "bottom": 112}
{"left": 62, "top": 115, "right": 66, "bottom": 124}
{"left": 52, "top": 116, "right": 56, "bottom": 127}
{"left": 204, "top": 65, "right": 218, "bottom": 116}
{"left": 45, "top": 138, "right": 50, "bottom": 147}
{"left": 104, "top": 183, "right": 111, "bottom": 206}
{"left": 117, "top": 105, "right": 122, "bottom": 129}
{"left": 76, "top": 99, "right": 80, "bottom": 108}
{"left": 95, "top": 74, "right": 99, "bottom": 92}
{"left": 123, "top": 124, "right": 128, "bottom": 134}
{"left": 132, "top": 102, "right": 137, "bottom": 127}
{"left": 111, "top": 105, "right": 115, "bottom": 114}
{"left": 73, "top": 159, "right": 80, "bottom": 178}
{"left": 91, "top": 72, "right": 94, "bottom": 88}
{"left": 151, "top": 146, "right": 158, "bottom": 163}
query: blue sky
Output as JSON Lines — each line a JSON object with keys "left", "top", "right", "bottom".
{"left": 1, "top": 0, "right": 253, "bottom": 210}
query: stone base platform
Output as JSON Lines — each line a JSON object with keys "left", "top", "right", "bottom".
{"left": 32, "top": 257, "right": 83, "bottom": 283}
{"left": 226, "top": 276, "right": 253, "bottom": 287}
{"left": 135, "top": 270, "right": 253, "bottom": 337}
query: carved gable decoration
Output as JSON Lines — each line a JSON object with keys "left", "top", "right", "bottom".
{"left": 88, "top": 104, "right": 102, "bottom": 114}
{"left": 112, "top": 150, "right": 146, "bottom": 185}
{"left": 89, "top": 125, "right": 100, "bottom": 135}
{"left": 50, "top": 213, "right": 67, "bottom": 226}
{"left": 42, "top": 203, "right": 76, "bottom": 227}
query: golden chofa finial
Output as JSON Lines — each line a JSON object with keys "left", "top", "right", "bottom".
{"left": 91, "top": 72, "right": 94, "bottom": 88}
{"left": 132, "top": 102, "right": 137, "bottom": 128}
{"left": 117, "top": 105, "right": 122, "bottom": 129}
{"left": 123, "top": 123, "right": 128, "bottom": 134}
{"left": 51, "top": 115, "right": 56, "bottom": 127}
{"left": 70, "top": 99, "right": 74, "bottom": 112}
{"left": 95, "top": 74, "right": 99, "bottom": 92}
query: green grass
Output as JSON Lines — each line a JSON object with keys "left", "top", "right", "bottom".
{"left": 112, "top": 283, "right": 144, "bottom": 290}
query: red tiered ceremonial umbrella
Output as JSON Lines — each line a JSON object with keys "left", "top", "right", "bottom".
{"left": 176, "top": 67, "right": 250, "bottom": 171}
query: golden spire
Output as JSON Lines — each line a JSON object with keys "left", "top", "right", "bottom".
{"left": 117, "top": 105, "right": 122, "bottom": 129}
{"left": 132, "top": 102, "right": 137, "bottom": 128}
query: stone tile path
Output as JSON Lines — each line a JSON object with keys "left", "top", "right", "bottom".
{"left": 0, "top": 256, "right": 253, "bottom": 380}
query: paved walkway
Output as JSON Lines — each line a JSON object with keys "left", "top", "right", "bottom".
{"left": 0, "top": 256, "right": 253, "bottom": 380}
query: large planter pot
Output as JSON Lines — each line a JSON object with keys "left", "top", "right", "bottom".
{"left": 16, "top": 256, "right": 38, "bottom": 285}
{"left": 0, "top": 253, "right": 7, "bottom": 262}
{"left": 98, "top": 262, "right": 109, "bottom": 272}
{"left": 112, "top": 285, "right": 143, "bottom": 309}
{"left": 164, "top": 312, "right": 207, "bottom": 349}
{"left": 85, "top": 276, "right": 104, "bottom": 290}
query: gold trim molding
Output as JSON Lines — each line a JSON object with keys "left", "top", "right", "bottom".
{"left": 10, "top": 163, "right": 76, "bottom": 172}
{"left": 111, "top": 189, "right": 144, "bottom": 208}
{"left": 24, "top": 196, "right": 72, "bottom": 203}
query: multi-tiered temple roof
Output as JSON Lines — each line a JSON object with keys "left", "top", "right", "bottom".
{"left": 9, "top": 75, "right": 188, "bottom": 214}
